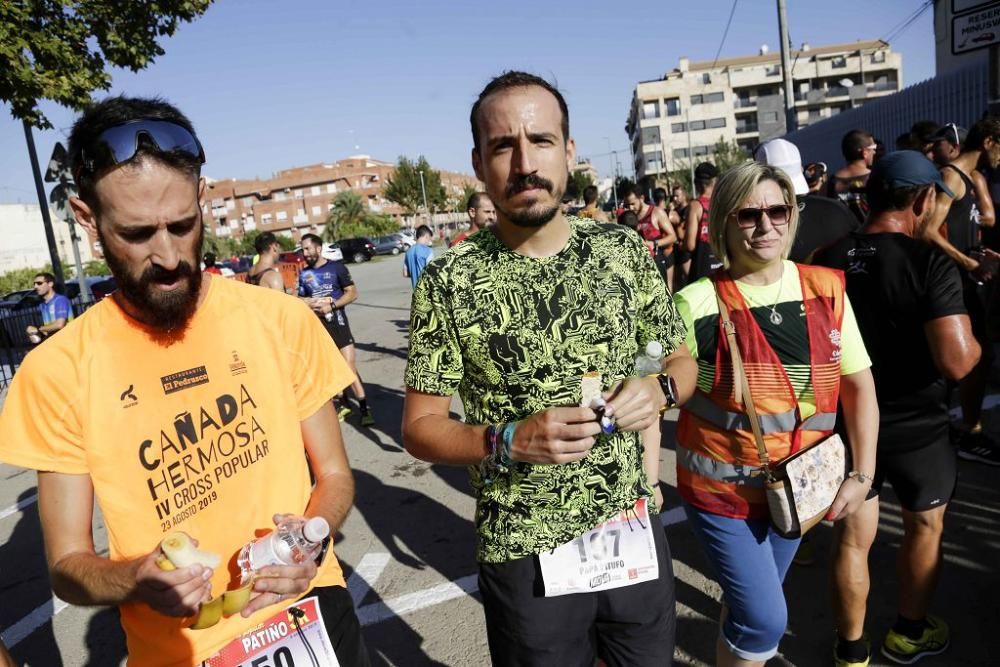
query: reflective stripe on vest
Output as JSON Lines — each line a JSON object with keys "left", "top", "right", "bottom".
{"left": 685, "top": 392, "right": 837, "bottom": 434}
{"left": 677, "top": 448, "right": 767, "bottom": 487}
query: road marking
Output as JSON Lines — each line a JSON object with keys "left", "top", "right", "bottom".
{"left": 347, "top": 552, "right": 390, "bottom": 607}
{"left": 1, "top": 596, "right": 68, "bottom": 648}
{"left": 0, "top": 492, "right": 37, "bottom": 522}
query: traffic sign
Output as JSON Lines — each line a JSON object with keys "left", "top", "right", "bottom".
{"left": 953, "top": 2, "right": 1000, "bottom": 54}
{"left": 44, "top": 141, "right": 72, "bottom": 183}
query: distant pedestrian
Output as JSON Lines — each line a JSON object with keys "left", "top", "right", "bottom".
{"left": 247, "top": 231, "right": 285, "bottom": 291}
{"left": 684, "top": 161, "right": 721, "bottom": 282}
{"left": 930, "top": 123, "right": 965, "bottom": 167}
{"left": 202, "top": 252, "right": 222, "bottom": 274}
{"left": 403, "top": 224, "right": 434, "bottom": 288}
{"left": 451, "top": 192, "right": 496, "bottom": 246}
{"left": 576, "top": 184, "right": 610, "bottom": 222}
{"left": 827, "top": 129, "right": 877, "bottom": 224}
{"left": 25, "top": 272, "right": 72, "bottom": 344}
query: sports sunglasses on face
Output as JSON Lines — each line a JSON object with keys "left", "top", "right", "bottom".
{"left": 79, "top": 119, "right": 206, "bottom": 174}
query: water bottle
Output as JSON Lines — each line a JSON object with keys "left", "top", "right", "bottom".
{"left": 237, "top": 516, "right": 330, "bottom": 582}
{"left": 324, "top": 310, "right": 334, "bottom": 322}
{"left": 634, "top": 340, "right": 664, "bottom": 376}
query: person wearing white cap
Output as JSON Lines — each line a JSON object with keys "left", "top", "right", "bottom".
{"left": 754, "top": 138, "right": 859, "bottom": 262}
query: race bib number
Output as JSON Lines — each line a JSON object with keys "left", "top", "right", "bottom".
{"left": 202, "top": 596, "right": 341, "bottom": 667}
{"left": 538, "top": 498, "right": 659, "bottom": 597}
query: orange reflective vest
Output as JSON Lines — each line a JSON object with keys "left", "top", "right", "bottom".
{"left": 676, "top": 265, "right": 846, "bottom": 519}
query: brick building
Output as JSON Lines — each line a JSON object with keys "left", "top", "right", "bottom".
{"left": 202, "top": 155, "right": 480, "bottom": 241}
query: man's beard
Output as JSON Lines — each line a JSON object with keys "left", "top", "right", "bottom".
{"left": 100, "top": 226, "right": 203, "bottom": 332}
{"left": 499, "top": 174, "right": 561, "bottom": 228}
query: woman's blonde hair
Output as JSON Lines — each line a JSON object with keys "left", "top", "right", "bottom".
{"left": 707, "top": 161, "right": 799, "bottom": 269}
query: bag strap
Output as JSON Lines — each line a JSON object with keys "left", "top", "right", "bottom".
{"left": 714, "top": 285, "right": 771, "bottom": 470}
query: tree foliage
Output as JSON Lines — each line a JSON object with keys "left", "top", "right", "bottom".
{"left": 460, "top": 183, "right": 480, "bottom": 211}
{"left": 384, "top": 156, "right": 447, "bottom": 215}
{"left": 323, "top": 192, "right": 399, "bottom": 241}
{"left": 668, "top": 137, "right": 749, "bottom": 194}
{"left": 1, "top": 0, "right": 214, "bottom": 128}
{"left": 566, "top": 170, "right": 594, "bottom": 202}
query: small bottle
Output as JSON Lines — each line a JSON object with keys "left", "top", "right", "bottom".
{"left": 324, "top": 310, "right": 334, "bottom": 322}
{"left": 237, "top": 517, "right": 330, "bottom": 583}
{"left": 634, "top": 340, "right": 664, "bottom": 376}
{"left": 28, "top": 333, "right": 41, "bottom": 344}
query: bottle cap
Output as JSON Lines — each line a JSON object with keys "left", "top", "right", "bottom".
{"left": 645, "top": 340, "right": 663, "bottom": 358}
{"left": 303, "top": 517, "right": 330, "bottom": 543}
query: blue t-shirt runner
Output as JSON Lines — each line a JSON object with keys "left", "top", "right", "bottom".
{"left": 39, "top": 294, "right": 73, "bottom": 325}
{"left": 404, "top": 244, "right": 434, "bottom": 288}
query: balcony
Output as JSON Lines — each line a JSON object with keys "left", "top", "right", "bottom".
{"left": 868, "top": 80, "right": 898, "bottom": 93}
{"left": 734, "top": 98, "right": 757, "bottom": 109}
{"left": 735, "top": 124, "right": 759, "bottom": 135}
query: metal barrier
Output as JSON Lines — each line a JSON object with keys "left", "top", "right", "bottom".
{"left": 785, "top": 62, "right": 990, "bottom": 167}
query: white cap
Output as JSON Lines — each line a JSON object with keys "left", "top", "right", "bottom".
{"left": 754, "top": 138, "right": 808, "bottom": 196}
{"left": 303, "top": 517, "right": 330, "bottom": 543}
{"left": 644, "top": 340, "right": 664, "bottom": 358}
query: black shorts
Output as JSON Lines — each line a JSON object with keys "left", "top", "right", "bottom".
{"left": 324, "top": 309, "right": 355, "bottom": 349}
{"left": 477, "top": 520, "right": 675, "bottom": 667}
{"left": 871, "top": 439, "right": 957, "bottom": 512}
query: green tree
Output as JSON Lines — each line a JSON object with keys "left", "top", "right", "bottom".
{"left": 1, "top": 1, "right": 213, "bottom": 129}
{"left": 614, "top": 176, "right": 636, "bottom": 203}
{"left": 323, "top": 191, "right": 367, "bottom": 242}
{"left": 459, "top": 183, "right": 480, "bottom": 211}
{"left": 0, "top": 266, "right": 50, "bottom": 295}
{"left": 66, "top": 259, "right": 110, "bottom": 277}
{"left": 384, "top": 156, "right": 447, "bottom": 214}
{"left": 566, "top": 170, "right": 594, "bottom": 202}
{"left": 711, "top": 137, "right": 749, "bottom": 174}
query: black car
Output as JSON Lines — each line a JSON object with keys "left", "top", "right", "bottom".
{"left": 372, "top": 234, "right": 406, "bottom": 256}
{"left": 335, "top": 237, "right": 376, "bottom": 263}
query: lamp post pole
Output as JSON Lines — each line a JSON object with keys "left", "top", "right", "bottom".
{"left": 418, "top": 169, "right": 431, "bottom": 237}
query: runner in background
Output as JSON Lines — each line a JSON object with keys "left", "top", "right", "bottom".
{"left": 828, "top": 129, "right": 877, "bottom": 224}
{"left": 247, "top": 231, "right": 285, "bottom": 292}
{"left": 450, "top": 191, "right": 496, "bottom": 246}
{"left": 672, "top": 184, "right": 691, "bottom": 288}
{"left": 25, "top": 272, "right": 73, "bottom": 344}
{"left": 576, "top": 184, "right": 610, "bottom": 222}
{"left": 654, "top": 187, "right": 680, "bottom": 288}
{"left": 625, "top": 185, "right": 676, "bottom": 282}
{"left": 684, "top": 162, "right": 721, "bottom": 282}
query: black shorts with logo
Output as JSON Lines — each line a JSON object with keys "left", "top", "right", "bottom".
{"left": 323, "top": 309, "right": 355, "bottom": 349}
{"left": 477, "top": 521, "right": 675, "bottom": 667}
{"left": 871, "top": 438, "right": 957, "bottom": 512}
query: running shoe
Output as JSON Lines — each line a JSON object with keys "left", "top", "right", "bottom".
{"left": 360, "top": 411, "right": 375, "bottom": 427}
{"left": 957, "top": 431, "right": 1000, "bottom": 466}
{"left": 881, "top": 616, "right": 949, "bottom": 664}
{"left": 834, "top": 636, "right": 870, "bottom": 667}
{"left": 336, "top": 405, "right": 353, "bottom": 422}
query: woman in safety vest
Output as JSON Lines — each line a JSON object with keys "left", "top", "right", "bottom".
{"left": 672, "top": 161, "right": 878, "bottom": 666}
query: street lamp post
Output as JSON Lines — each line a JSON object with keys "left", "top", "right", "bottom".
{"left": 604, "top": 137, "right": 619, "bottom": 212}
{"left": 418, "top": 169, "right": 431, "bottom": 236}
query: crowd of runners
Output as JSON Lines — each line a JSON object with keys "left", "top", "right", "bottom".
{"left": 0, "top": 70, "right": 998, "bottom": 667}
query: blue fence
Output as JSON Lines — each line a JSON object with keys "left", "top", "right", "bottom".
{"left": 786, "top": 63, "right": 991, "bottom": 167}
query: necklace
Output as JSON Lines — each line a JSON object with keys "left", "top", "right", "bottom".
{"left": 740, "top": 266, "right": 785, "bottom": 325}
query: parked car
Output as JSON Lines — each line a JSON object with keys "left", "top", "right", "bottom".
{"left": 335, "top": 237, "right": 376, "bottom": 263}
{"left": 277, "top": 249, "right": 306, "bottom": 269}
{"left": 0, "top": 276, "right": 116, "bottom": 350}
{"left": 373, "top": 234, "right": 406, "bottom": 256}
{"left": 397, "top": 230, "right": 416, "bottom": 249}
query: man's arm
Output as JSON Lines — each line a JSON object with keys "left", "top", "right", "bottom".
{"left": 38, "top": 471, "right": 212, "bottom": 615}
{"left": 653, "top": 209, "right": 677, "bottom": 251}
{"left": 402, "top": 389, "right": 602, "bottom": 466}
{"left": 604, "top": 343, "right": 698, "bottom": 432}
{"left": 926, "top": 314, "right": 981, "bottom": 380}
{"left": 924, "top": 170, "right": 977, "bottom": 271}
{"left": 684, "top": 201, "right": 702, "bottom": 253}
{"left": 261, "top": 270, "right": 285, "bottom": 292}
{"left": 972, "top": 170, "right": 996, "bottom": 228}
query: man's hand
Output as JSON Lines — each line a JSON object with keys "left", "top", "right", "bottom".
{"left": 133, "top": 549, "right": 213, "bottom": 618}
{"left": 825, "top": 477, "right": 872, "bottom": 522}
{"left": 241, "top": 513, "right": 320, "bottom": 618}
{"left": 604, "top": 376, "right": 664, "bottom": 432}
{"left": 509, "top": 407, "right": 602, "bottom": 465}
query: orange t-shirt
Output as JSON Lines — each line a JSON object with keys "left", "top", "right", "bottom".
{"left": 0, "top": 276, "right": 354, "bottom": 665}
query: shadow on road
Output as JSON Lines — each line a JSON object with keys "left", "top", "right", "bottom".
{"left": 83, "top": 608, "right": 126, "bottom": 667}
{"left": 345, "top": 383, "right": 405, "bottom": 453}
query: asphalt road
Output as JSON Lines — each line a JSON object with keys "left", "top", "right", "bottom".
{"left": 1, "top": 252, "right": 999, "bottom": 665}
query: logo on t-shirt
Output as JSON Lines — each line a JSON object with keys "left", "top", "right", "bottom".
{"left": 120, "top": 384, "right": 138, "bottom": 408}
{"left": 229, "top": 350, "right": 247, "bottom": 376}
{"left": 161, "top": 366, "right": 210, "bottom": 395}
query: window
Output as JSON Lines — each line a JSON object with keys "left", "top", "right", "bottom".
{"left": 241, "top": 197, "right": 254, "bottom": 207}
{"left": 765, "top": 65, "right": 780, "bottom": 77}
{"left": 642, "top": 100, "right": 660, "bottom": 119}
{"left": 693, "top": 145, "right": 710, "bottom": 156}
{"left": 671, "top": 122, "right": 686, "bottom": 133}
{"left": 832, "top": 56, "right": 847, "bottom": 69}
{"left": 690, "top": 94, "right": 703, "bottom": 105}
{"left": 702, "top": 73, "right": 712, "bottom": 84}
{"left": 665, "top": 97, "right": 681, "bottom": 116}
{"left": 708, "top": 117, "right": 726, "bottom": 129}
{"left": 276, "top": 211, "right": 288, "bottom": 221}
{"left": 871, "top": 51, "right": 885, "bottom": 64}
{"left": 274, "top": 191, "right": 287, "bottom": 201}
{"left": 647, "top": 158, "right": 663, "bottom": 173}
{"left": 641, "top": 126, "right": 661, "bottom": 145}
{"left": 311, "top": 205, "right": 322, "bottom": 216}
{"left": 311, "top": 185, "right": 321, "bottom": 196}
{"left": 673, "top": 148, "right": 689, "bottom": 159}
{"left": 226, "top": 200, "right": 235, "bottom": 210}
{"left": 689, "top": 120, "right": 706, "bottom": 131}
{"left": 326, "top": 183, "right": 337, "bottom": 193}
{"left": 261, "top": 213, "right": 273, "bottom": 225}
{"left": 294, "top": 189, "right": 303, "bottom": 199}
{"left": 762, "top": 111, "right": 779, "bottom": 123}
{"left": 705, "top": 92, "right": 724, "bottom": 103}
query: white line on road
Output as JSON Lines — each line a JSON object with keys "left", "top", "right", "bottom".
{"left": 1, "top": 596, "right": 68, "bottom": 648}
{"left": 0, "top": 492, "right": 37, "bottom": 522}
{"left": 347, "top": 552, "right": 391, "bottom": 607}
{"left": 357, "top": 574, "right": 479, "bottom": 626}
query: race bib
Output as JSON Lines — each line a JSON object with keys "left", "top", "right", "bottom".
{"left": 538, "top": 498, "right": 659, "bottom": 597}
{"left": 202, "top": 596, "right": 341, "bottom": 667}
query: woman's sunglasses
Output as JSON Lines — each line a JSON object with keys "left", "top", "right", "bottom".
{"left": 731, "top": 205, "right": 792, "bottom": 228}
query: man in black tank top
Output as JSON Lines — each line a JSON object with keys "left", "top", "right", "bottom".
{"left": 923, "top": 117, "right": 1000, "bottom": 465}
{"left": 248, "top": 231, "right": 286, "bottom": 292}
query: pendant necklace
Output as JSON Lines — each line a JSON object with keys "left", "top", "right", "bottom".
{"left": 742, "top": 266, "right": 785, "bottom": 326}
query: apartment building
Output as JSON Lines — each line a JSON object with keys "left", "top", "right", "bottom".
{"left": 626, "top": 40, "right": 903, "bottom": 181}
{"left": 202, "top": 155, "right": 480, "bottom": 240}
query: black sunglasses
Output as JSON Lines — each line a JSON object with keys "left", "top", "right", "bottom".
{"left": 79, "top": 119, "right": 206, "bottom": 175}
{"left": 732, "top": 205, "right": 792, "bottom": 228}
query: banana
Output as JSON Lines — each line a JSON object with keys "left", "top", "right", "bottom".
{"left": 159, "top": 532, "right": 221, "bottom": 570}
{"left": 156, "top": 532, "right": 226, "bottom": 630}
{"left": 222, "top": 583, "right": 254, "bottom": 617}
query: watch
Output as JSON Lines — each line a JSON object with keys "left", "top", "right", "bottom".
{"left": 656, "top": 374, "right": 679, "bottom": 414}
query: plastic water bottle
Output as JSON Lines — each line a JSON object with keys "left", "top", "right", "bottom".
{"left": 238, "top": 517, "right": 330, "bottom": 582}
{"left": 634, "top": 340, "right": 664, "bottom": 376}
{"left": 324, "top": 310, "right": 334, "bottom": 322}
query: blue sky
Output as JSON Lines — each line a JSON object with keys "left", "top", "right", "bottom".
{"left": 0, "top": 0, "right": 935, "bottom": 203}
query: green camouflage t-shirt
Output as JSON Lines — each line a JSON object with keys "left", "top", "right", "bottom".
{"left": 405, "top": 217, "right": 686, "bottom": 563}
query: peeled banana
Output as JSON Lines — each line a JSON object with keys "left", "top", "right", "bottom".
{"left": 156, "top": 532, "right": 252, "bottom": 629}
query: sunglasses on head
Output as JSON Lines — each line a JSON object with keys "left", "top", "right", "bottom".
{"left": 79, "top": 119, "right": 205, "bottom": 175}
{"left": 943, "top": 122, "right": 961, "bottom": 147}
{"left": 732, "top": 205, "right": 792, "bottom": 228}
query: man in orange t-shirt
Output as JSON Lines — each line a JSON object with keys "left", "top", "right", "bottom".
{"left": 0, "top": 97, "right": 369, "bottom": 666}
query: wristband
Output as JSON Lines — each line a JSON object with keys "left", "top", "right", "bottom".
{"left": 847, "top": 470, "right": 873, "bottom": 485}
{"left": 498, "top": 421, "right": 517, "bottom": 467}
